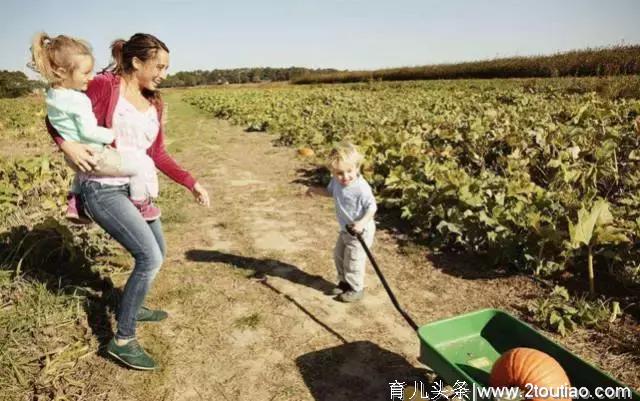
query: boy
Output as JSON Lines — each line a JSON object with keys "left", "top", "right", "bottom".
{"left": 307, "top": 143, "right": 377, "bottom": 302}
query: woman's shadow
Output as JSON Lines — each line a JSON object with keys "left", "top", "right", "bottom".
{"left": 185, "top": 249, "right": 335, "bottom": 294}
{"left": 0, "top": 218, "right": 121, "bottom": 352}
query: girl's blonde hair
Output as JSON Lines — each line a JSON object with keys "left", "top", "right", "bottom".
{"left": 29, "top": 32, "right": 93, "bottom": 85}
{"left": 328, "top": 142, "right": 364, "bottom": 171}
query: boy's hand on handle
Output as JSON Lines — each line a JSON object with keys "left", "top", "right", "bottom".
{"left": 60, "top": 141, "right": 98, "bottom": 172}
{"left": 353, "top": 221, "right": 365, "bottom": 234}
{"left": 192, "top": 182, "right": 210, "bottom": 207}
{"left": 346, "top": 222, "right": 365, "bottom": 236}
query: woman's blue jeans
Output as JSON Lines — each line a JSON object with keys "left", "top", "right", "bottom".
{"left": 81, "top": 180, "right": 165, "bottom": 340}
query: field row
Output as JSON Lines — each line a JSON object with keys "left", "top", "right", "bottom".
{"left": 185, "top": 79, "right": 640, "bottom": 291}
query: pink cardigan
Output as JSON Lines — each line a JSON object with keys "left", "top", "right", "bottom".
{"left": 46, "top": 72, "right": 197, "bottom": 190}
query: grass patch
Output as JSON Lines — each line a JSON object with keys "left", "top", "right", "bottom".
{"left": 233, "top": 313, "right": 261, "bottom": 330}
{"left": 0, "top": 269, "right": 95, "bottom": 400}
{"left": 158, "top": 284, "right": 204, "bottom": 304}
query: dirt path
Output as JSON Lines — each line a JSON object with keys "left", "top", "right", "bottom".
{"left": 83, "top": 91, "right": 639, "bottom": 401}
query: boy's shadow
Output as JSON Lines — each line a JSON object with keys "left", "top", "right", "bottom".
{"left": 0, "top": 219, "right": 121, "bottom": 352}
{"left": 296, "top": 341, "right": 431, "bottom": 401}
{"left": 185, "top": 249, "right": 334, "bottom": 293}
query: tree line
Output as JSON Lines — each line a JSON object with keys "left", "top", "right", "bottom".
{"left": 292, "top": 45, "right": 640, "bottom": 84}
{"left": 159, "top": 67, "right": 340, "bottom": 87}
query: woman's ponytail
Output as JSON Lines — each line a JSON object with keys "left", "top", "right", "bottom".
{"left": 109, "top": 39, "right": 127, "bottom": 75}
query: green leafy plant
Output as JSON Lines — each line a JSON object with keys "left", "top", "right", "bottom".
{"left": 529, "top": 285, "right": 622, "bottom": 336}
{"left": 568, "top": 200, "right": 630, "bottom": 295}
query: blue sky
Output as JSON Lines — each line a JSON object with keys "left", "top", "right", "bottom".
{"left": 2, "top": 0, "right": 639, "bottom": 77}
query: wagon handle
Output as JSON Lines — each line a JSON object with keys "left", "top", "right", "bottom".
{"left": 346, "top": 224, "right": 419, "bottom": 331}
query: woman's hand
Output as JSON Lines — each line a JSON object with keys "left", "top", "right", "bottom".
{"left": 192, "top": 182, "right": 210, "bottom": 207}
{"left": 59, "top": 141, "right": 98, "bottom": 172}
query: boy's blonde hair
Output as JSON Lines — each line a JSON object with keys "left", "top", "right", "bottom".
{"left": 328, "top": 142, "right": 364, "bottom": 171}
{"left": 29, "top": 32, "right": 93, "bottom": 85}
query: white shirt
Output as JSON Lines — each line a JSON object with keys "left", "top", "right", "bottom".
{"left": 88, "top": 96, "right": 159, "bottom": 190}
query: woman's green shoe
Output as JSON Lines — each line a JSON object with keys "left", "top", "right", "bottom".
{"left": 136, "top": 306, "right": 168, "bottom": 322}
{"left": 106, "top": 338, "right": 158, "bottom": 370}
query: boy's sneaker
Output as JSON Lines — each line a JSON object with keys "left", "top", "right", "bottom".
{"left": 132, "top": 198, "right": 161, "bottom": 221}
{"left": 65, "top": 193, "right": 92, "bottom": 225}
{"left": 328, "top": 281, "right": 351, "bottom": 296}
{"left": 106, "top": 338, "right": 157, "bottom": 370}
{"left": 337, "top": 289, "right": 364, "bottom": 303}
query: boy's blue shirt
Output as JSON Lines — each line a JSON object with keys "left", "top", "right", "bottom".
{"left": 327, "top": 175, "right": 377, "bottom": 232}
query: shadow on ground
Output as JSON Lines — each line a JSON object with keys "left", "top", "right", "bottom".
{"left": 185, "top": 249, "right": 335, "bottom": 294}
{"left": 296, "top": 340, "right": 431, "bottom": 401}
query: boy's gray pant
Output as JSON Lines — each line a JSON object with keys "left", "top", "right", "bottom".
{"left": 333, "top": 225, "right": 375, "bottom": 292}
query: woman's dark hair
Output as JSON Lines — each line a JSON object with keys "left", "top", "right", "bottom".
{"left": 108, "top": 33, "right": 169, "bottom": 102}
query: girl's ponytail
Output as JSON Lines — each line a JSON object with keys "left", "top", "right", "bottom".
{"left": 29, "top": 32, "right": 57, "bottom": 82}
{"left": 28, "top": 32, "right": 93, "bottom": 85}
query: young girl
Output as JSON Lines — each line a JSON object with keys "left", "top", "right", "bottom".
{"left": 30, "top": 32, "right": 160, "bottom": 222}
{"left": 307, "top": 143, "right": 377, "bottom": 302}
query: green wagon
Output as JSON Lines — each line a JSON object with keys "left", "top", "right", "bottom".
{"left": 417, "top": 308, "right": 640, "bottom": 400}
{"left": 349, "top": 226, "right": 640, "bottom": 400}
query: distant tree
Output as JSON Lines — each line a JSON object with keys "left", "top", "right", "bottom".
{"left": 0, "top": 70, "right": 44, "bottom": 98}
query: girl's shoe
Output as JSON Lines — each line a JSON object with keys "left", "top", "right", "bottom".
{"left": 65, "top": 193, "right": 92, "bottom": 224}
{"left": 131, "top": 198, "right": 161, "bottom": 221}
{"left": 106, "top": 338, "right": 157, "bottom": 370}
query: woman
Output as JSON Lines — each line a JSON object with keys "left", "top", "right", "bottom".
{"left": 47, "top": 33, "right": 209, "bottom": 370}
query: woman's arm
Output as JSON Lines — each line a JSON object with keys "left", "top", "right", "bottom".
{"left": 147, "top": 119, "right": 209, "bottom": 206}
{"left": 151, "top": 140, "right": 209, "bottom": 206}
{"left": 147, "top": 128, "right": 197, "bottom": 190}
{"left": 45, "top": 117, "right": 98, "bottom": 172}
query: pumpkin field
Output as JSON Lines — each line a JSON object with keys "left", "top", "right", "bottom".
{"left": 185, "top": 78, "right": 640, "bottom": 298}
{"left": 1, "top": 77, "right": 640, "bottom": 400}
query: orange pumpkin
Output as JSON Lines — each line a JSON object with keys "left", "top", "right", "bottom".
{"left": 297, "top": 147, "right": 315, "bottom": 157}
{"left": 489, "top": 347, "right": 571, "bottom": 401}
